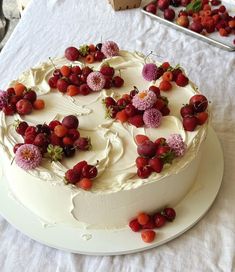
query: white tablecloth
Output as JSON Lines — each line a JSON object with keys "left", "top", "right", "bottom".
{"left": 0, "top": 0, "right": 235, "bottom": 271}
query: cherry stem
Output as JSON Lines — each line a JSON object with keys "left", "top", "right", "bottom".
{"left": 11, "top": 157, "right": 15, "bottom": 165}
{"left": 49, "top": 57, "right": 57, "bottom": 70}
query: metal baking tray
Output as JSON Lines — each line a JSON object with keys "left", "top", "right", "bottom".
{"left": 142, "top": 0, "right": 235, "bottom": 51}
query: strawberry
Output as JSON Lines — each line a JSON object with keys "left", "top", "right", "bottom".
{"left": 155, "top": 137, "right": 166, "bottom": 147}
{"left": 175, "top": 73, "right": 189, "bottom": 87}
{"left": 15, "top": 121, "right": 28, "bottom": 136}
{"left": 106, "top": 105, "right": 119, "bottom": 119}
{"left": 183, "top": 116, "right": 198, "bottom": 131}
{"left": 159, "top": 80, "right": 172, "bottom": 91}
{"left": 137, "top": 166, "right": 152, "bottom": 179}
{"left": 156, "top": 145, "right": 175, "bottom": 164}
{"left": 149, "top": 157, "right": 164, "bottom": 173}
{"left": 49, "top": 120, "right": 61, "bottom": 130}
{"left": 141, "top": 230, "right": 156, "bottom": 243}
{"left": 65, "top": 169, "right": 80, "bottom": 184}
{"left": 116, "top": 109, "right": 128, "bottom": 123}
{"left": 135, "top": 156, "right": 149, "bottom": 169}
{"left": 161, "top": 106, "right": 170, "bottom": 116}
{"left": 102, "top": 97, "right": 116, "bottom": 108}
{"left": 135, "top": 134, "right": 150, "bottom": 145}
{"left": 128, "top": 115, "right": 144, "bottom": 128}
{"left": 129, "top": 219, "right": 142, "bottom": 232}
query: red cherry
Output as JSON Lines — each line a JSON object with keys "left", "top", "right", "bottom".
{"left": 189, "top": 94, "right": 208, "bottom": 112}
{"left": 162, "top": 207, "right": 176, "bottom": 221}
{"left": 82, "top": 164, "right": 98, "bottom": 179}
{"left": 154, "top": 213, "right": 166, "bottom": 227}
{"left": 65, "top": 47, "right": 80, "bottom": 61}
{"left": 180, "top": 104, "right": 194, "bottom": 117}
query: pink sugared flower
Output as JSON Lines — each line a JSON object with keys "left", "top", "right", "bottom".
{"left": 0, "top": 90, "right": 9, "bottom": 110}
{"left": 142, "top": 63, "right": 158, "bottom": 81}
{"left": 132, "top": 90, "right": 157, "bottom": 111}
{"left": 101, "top": 41, "right": 119, "bottom": 58}
{"left": 87, "top": 72, "right": 106, "bottom": 91}
{"left": 143, "top": 108, "right": 162, "bottom": 128}
{"left": 166, "top": 134, "right": 186, "bottom": 157}
{"left": 15, "top": 144, "right": 42, "bottom": 170}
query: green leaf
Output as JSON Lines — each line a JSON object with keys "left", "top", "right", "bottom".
{"left": 186, "top": 0, "right": 202, "bottom": 12}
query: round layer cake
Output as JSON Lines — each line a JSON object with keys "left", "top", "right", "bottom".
{"left": 0, "top": 45, "right": 208, "bottom": 229}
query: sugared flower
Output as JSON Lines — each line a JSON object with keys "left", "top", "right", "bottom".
{"left": 87, "top": 72, "right": 106, "bottom": 91}
{"left": 166, "top": 134, "right": 186, "bottom": 157}
{"left": 0, "top": 90, "right": 9, "bottom": 110}
{"left": 132, "top": 90, "right": 157, "bottom": 111}
{"left": 143, "top": 108, "right": 162, "bottom": 128}
{"left": 101, "top": 41, "right": 119, "bottom": 58}
{"left": 142, "top": 63, "right": 158, "bottom": 81}
{"left": 15, "top": 144, "right": 42, "bottom": 170}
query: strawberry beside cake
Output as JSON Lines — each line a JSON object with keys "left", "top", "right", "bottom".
{"left": 0, "top": 41, "right": 209, "bottom": 234}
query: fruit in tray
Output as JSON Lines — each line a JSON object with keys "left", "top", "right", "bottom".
{"left": 144, "top": 0, "right": 235, "bottom": 38}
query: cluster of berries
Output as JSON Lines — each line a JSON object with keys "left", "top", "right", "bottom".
{"left": 129, "top": 207, "right": 176, "bottom": 243}
{"left": 142, "top": 61, "right": 189, "bottom": 90}
{"left": 64, "top": 40, "right": 120, "bottom": 63}
{"left": 145, "top": 0, "right": 235, "bottom": 40}
{"left": 0, "top": 83, "right": 45, "bottom": 116}
{"left": 65, "top": 160, "right": 98, "bottom": 190}
{"left": 13, "top": 115, "right": 91, "bottom": 161}
{"left": 48, "top": 63, "right": 124, "bottom": 96}
{"left": 135, "top": 134, "right": 186, "bottom": 179}
{"left": 181, "top": 94, "right": 208, "bottom": 131}
{"left": 103, "top": 85, "right": 170, "bottom": 128}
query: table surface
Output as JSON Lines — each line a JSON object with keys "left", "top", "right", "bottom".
{"left": 0, "top": 0, "right": 235, "bottom": 271}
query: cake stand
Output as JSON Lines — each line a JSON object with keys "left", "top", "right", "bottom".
{"left": 0, "top": 126, "right": 224, "bottom": 255}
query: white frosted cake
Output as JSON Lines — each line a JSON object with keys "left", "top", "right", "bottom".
{"left": 0, "top": 42, "right": 208, "bottom": 230}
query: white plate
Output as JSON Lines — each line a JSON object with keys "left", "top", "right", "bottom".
{"left": 0, "top": 126, "right": 224, "bottom": 255}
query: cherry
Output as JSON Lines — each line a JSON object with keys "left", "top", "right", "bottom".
{"left": 154, "top": 213, "right": 166, "bottom": 227}
{"left": 162, "top": 207, "right": 176, "bottom": 221}
{"left": 137, "top": 140, "right": 156, "bottom": 158}
{"left": 82, "top": 164, "right": 98, "bottom": 179}
{"left": 180, "top": 104, "right": 194, "bottom": 117}
{"left": 16, "top": 99, "right": 33, "bottom": 115}
{"left": 23, "top": 90, "right": 37, "bottom": 103}
{"left": 65, "top": 47, "right": 80, "bottom": 61}
{"left": 63, "top": 145, "right": 76, "bottom": 157}
{"left": 164, "top": 8, "right": 175, "bottom": 21}
{"left": 146, "top": 3, "right": 157, "bottom": 14}
{"left": 157, "top": 0, "right": 170, "bottom": 10}
{"left": 189, "top": 94, "right": 208, "bottom": 112}
{"left": 62, "top": 115, "right": 79, "bottom": 129}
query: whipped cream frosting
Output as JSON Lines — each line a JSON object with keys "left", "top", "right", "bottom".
{"left": 0, "top": 51, "right": 208, "bottom": 229}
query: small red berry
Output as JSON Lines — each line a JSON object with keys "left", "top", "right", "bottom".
{"left": 137, "top": 166, "right": 152, "bottom": 179}
{"left": 141, "top": 230, "right": 156, "bottom": 243}
{"left": 137, "top": 212, "right": 150, "bottom": 225}
{"left": 135, "top": 134, "right": 150, "bottom": 145}
{"left": 175, "top": 73, "right": 189, "bottom": 87}
{"left": 129, "top": 218, "right": 142, "bottom": 232}
{"left": 78, "top": 178, "right": 93, "bottom": 190}
{"left": 65, "top": 169, "right": 80, "bottom": 184}
{"left": 135, "top": 156, "right": 149, "bottom": 169}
